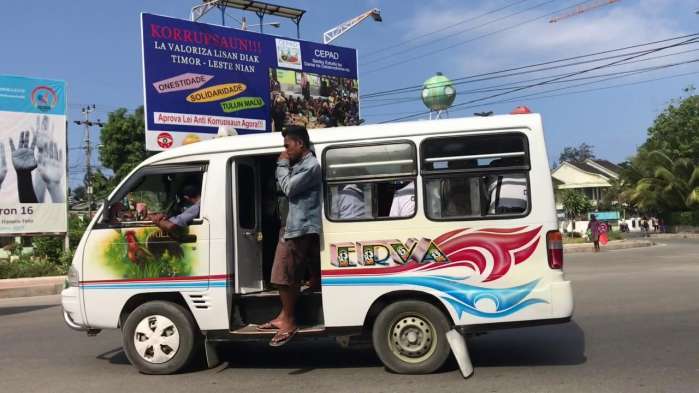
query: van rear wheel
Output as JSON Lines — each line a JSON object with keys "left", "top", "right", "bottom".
{"left": 372, "top": 300, "right": 451, "bottom": 374}
{"left": 122, "top": 301, "right": 200, "bottom": 374}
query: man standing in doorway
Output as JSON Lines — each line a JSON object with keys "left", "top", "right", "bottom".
{"left": 262, "top": 125, "right": 321, "bottom": 346}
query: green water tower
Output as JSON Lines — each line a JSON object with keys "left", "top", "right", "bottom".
{"left": 421, "top": 72, "right": 456, "bottom": 118}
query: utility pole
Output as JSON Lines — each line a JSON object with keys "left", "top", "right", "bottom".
{"left": 73, "top": 105, "right": 104, "bottom": 219}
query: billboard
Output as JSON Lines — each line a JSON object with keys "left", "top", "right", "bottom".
{"left": 0, "top": 75, "right": 67, "bottom": 234}
{"left": 141, "top": 13, "right": 359, "bottom": 151}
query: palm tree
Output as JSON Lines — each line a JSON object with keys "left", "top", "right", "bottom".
{"left": 629, "top": 151, "right": 699, "bottom": 211}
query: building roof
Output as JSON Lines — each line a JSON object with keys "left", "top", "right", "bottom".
{"left": 561, "top": 159, "right": 621, "bottom": 180}
{"left": 591, "top": 159, "right": 622, "bottom": 174}
{"left": 572, "top": 161, "right": 611, "bottom": 177}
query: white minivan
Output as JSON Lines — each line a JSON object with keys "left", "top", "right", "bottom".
{"left": 62, "top": 114, "right": 573, "bottom": 375}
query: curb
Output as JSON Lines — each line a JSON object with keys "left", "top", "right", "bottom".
{"left": 0, "top": 276, "right": 66, "bottom": 299}
{"left": 645, "top": 233, "right": 699, "bottom": 240}
{"left": 564, "top": 240, "right": 655, "bottom": 253}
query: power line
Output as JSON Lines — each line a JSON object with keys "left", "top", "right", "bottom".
{"left": 361, "top": 0, "right": 561, "bottom": 68}
{"left": 363, "top": 69, "right": 699, "bottom": 118}
{"left": 444, "top": 69, "right": 699, "bottom": 116}
{"left": 362, "top": 32, "right": 699, "bottom": 98}
{"left": 361, "top": 47, "right": 699, "bottom": 110}
{"left": 361, "top": 0, "right": 533, "bottom": 60}
{"left": 362, "top": 0, "right": 589, "bottom": 74}
{"left": 379, "top": 35, "right": 699, "bottom": 122}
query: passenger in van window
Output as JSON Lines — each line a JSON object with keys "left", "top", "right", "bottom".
{"left": 389, "top": 180, "right": 415, "bottom": 217}
{"left": 148, "top": 183, "right": 201, "bottom": 235}
{"left": 445, "top": 180, "right": 470, "bottom": 216}
{"left": 263, "top": 125, "right": 322, "bottom": 347}
{"left": 336, "top": 183, "right": 368, "bottom": 219}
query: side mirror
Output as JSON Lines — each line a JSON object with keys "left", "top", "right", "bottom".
{"left": 100, "top": 199, "right": 110, "bottom": 223}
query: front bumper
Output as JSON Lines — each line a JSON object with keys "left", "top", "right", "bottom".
{"left": 61, "top": 286, "right": 88, "bottom": 331}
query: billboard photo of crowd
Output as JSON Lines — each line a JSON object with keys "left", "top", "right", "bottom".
{"left": 269, "top": 68, "right": 360, "bottom": 131}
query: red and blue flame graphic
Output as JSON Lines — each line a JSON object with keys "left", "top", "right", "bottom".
{"left": 423, "top": 226, "right": 541, "bottom": 282}
{"left": 322, "top": 226, "right": 548, "bottom": 319}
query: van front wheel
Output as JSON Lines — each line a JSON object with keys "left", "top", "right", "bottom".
{"left": 372, "top": 300, "right": 451, "bottom": 374}
{"left": 122, "top": 301, "right": 200, "bottom": 374}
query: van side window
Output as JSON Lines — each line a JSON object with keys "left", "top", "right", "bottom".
{"left": 109, "top": 170, "right": 204, "bottom": 224}
{"left": 421, "top": 133, "right": 530, "bottom": 220}
{"left": 324, "top": 142, "right": 417, "bottom": 221}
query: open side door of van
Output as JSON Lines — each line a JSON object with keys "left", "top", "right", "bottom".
{"left": 232, "top": 158, "right": 265, "bottom": 294}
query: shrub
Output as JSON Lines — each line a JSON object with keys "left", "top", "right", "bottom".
{"left": 607, "top": 231, "right": 623, "bottom": 241}
{"left": 667, "top": 211, "right": 699, "bottom": 226}
{"left": 32, "top": 236, "right": 64, "bottom": 261}
{"left": 0, "top": 254, "right": 70, "bottom": 279}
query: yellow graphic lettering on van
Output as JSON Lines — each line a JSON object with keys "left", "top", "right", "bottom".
{"left": 331, "top": 238, "right": 448, "bottom": 268}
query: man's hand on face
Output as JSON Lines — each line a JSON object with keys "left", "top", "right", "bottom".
{"left": 278, "top": 150, "right": 289, "bottom": 161}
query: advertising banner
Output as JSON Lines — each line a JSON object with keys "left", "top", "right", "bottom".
{"left": 141, "top": 13, "right": 359, "bottom": 151}
{"left": 0, "top": 75, "right": 67, "bottom": 234}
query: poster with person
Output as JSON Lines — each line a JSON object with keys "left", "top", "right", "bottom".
{"left": 0, "top": 75, "right": 67, "bottom": 234}
{"left": 141, "top": 13, "right": 358, "bottom": 151}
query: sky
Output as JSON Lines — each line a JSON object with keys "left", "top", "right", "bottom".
{"left": 1, "top": 0, "right": 698, "bottom": 189}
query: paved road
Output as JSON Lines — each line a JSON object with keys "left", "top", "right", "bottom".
{"left": 2, "top": 239, "right": 698, "bottom": 393}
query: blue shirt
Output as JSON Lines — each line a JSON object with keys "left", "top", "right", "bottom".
{"left": 168, "top": 202, "right": 200, "bottom": 227}
{"left": 277, "top": 152, "right": 321, "bottom": 239}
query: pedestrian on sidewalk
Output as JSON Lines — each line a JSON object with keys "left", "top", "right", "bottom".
{"left": 587, "top": 214, "right": 602, "bottom": 252}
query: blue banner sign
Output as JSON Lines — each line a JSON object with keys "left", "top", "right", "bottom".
{"left": 141, "top": 13, "right": 359, "bottom": 151}
{"left": 590, "top": 211, "right": 620, "bottom": 220}
{"left": 0, "top": 75, "right": 66, "bottom": 115}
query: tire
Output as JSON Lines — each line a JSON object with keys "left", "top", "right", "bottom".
{"left": 122, "top": 301, "right": 201, "bottom": 375}
{"left": 372, "top": 300, "right": 451, "bottom": 374}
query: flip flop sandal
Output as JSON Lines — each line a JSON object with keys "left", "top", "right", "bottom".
{"left": 269, "top": 328, "right": 298, "bottom": 347}
{"left": 301, "top": 286, "right": 321, "bottom": 294}
{"left": 256, "top": 321, "right": 280, "bottom": 331}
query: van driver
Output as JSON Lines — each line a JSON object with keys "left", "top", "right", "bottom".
{"left": 149, "top": 183, "right": 201, "bottom": 234}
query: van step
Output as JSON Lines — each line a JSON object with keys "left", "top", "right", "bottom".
{"left": 240, "top": 287, "right": 321, "bottom": 298}
{"left": 231, "top": 324, "right": 325, "bottom": 336}
{"left": 236, "top": 291, "right": 323, "bottom": 326}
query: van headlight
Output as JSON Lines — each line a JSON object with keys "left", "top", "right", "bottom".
{"left": 66, "top": 265, "right": 80, "bottom": 288}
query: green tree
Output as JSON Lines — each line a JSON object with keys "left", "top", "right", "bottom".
{"left": 618, "top": 88, "right": 699, "bottom": 214}
{"left": 99, "top": 106, "right": 151, "bottom": 183}
{"left": 558, "top": 143, "right": 596, "bottom": 165}
{"left": 561, "top": 190, "right": 592, "bottom": 220}
{"left": 642, "top": 91, "right": 699, "bottom": 163}
{"left": 628, "top": 151, "right": 699, "bottom": 212}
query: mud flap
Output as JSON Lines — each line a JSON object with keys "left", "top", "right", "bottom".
{"left": 446, "top": 329, "right": 473, "bottom": 378}
{"left": 204, "top": 338, "right": 220, "bottom": 369}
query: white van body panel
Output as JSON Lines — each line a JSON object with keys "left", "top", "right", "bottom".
{"left": 64, "top": 114, "right": 572, "bottom": 333}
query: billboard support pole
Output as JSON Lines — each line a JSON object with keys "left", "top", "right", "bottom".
{"left": 256, "top": 11, "right": 264, "bottom": 34}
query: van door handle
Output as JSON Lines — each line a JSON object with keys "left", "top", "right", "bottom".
{"left": 243, "top": 231, "right": 263, "bottom": 242}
